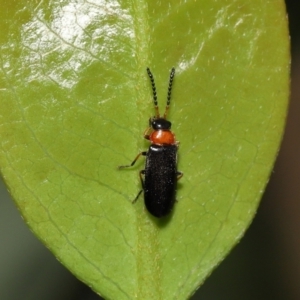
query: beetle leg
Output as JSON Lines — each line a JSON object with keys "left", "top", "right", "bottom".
{"left": 118, "top": 152, "right": 147, "bottom": 169}
{"left": 143, "top": 126, "right": 152, "bottom": 140}
{"left": 174, "top": 171, "right": 183, "bottom": 203}
{"left": 177, "top": 171, "right": 183, "bottom": 180}
{"left": 133, "top": 170, "right": 145, "bottom": 203}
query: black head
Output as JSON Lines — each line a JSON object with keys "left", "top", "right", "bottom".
{"left": 150, "top": 117, "right": 172, "bottom": 130}
{"left": 146, "top": 67, "right": 175, "bottom": 120}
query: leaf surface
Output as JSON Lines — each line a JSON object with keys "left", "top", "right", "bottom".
{"left": 0, "top": 0, "right": 289, "bottom": 299}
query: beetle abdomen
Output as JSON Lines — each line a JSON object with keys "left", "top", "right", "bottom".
{"left": 144, "top": 144, "right": 178, "bottom": 217}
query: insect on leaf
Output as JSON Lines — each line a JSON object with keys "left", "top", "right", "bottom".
{"left": 0, "top": 0, "right": 289, "bottom": 299}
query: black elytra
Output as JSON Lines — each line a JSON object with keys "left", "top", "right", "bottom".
{"left": 118, "top": 68, "right": 183, "bottom": 218}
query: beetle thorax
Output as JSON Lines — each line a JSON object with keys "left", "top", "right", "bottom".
{"left": 149, "top": 129, "right": 176, "bottom": 145}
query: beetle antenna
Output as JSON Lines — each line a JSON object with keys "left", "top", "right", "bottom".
{"left": 163, "top": 67, "right": 175, "bottom": 119}
{"left": 146, "top": 68, "right": 160, "bottom": 118}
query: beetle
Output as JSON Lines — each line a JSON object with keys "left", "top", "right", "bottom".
{"left": 118, "top": 67, "right": 183, "bottom": 218}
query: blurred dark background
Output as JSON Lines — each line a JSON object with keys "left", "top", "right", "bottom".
{"left": 0, "top": 1, "right": 299, "bottom": 299}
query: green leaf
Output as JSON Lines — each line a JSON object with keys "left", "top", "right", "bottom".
{"left": 0, "top": 0, "right": 289, "bottom": 299}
